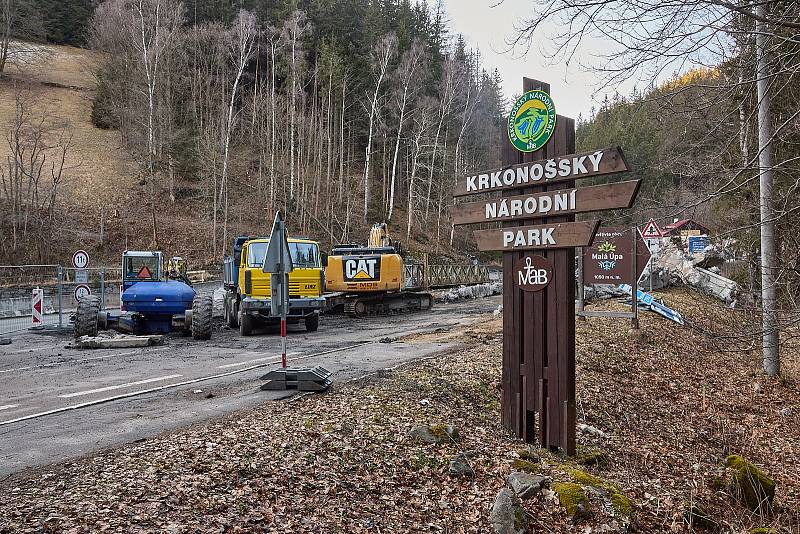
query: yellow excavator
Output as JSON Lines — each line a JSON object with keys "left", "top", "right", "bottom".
{"left": 325, "top": 223, "right": 433, "bottom": 317}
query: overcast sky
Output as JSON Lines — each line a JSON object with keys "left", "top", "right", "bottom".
{"left": 438, "top": 0, "right": 616, "bottom": 120}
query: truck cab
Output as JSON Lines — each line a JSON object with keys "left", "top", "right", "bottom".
{"left": 223, "top": 237, "right": 326, "bottom": 335}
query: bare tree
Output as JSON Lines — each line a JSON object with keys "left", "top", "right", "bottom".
{"left": 510, "top": 0, "right": 799, "bottom": 375}
{"left": 425, "top": 55, "right": 457, "bottom": 219}
{"left": 265, "top": 25, "right": 282, "bottom": 211}
{"left": 406, "top": 97, "right": 437, "bottom": 240}
{"left": 281, "top": 10, "right": 310, "bottom": 206}
{"left": 0, "top": 0, "right": 43, "bottom": 74}
{"left": 216, "top": 9, "right": 257, "bottom": 255}
{"left": 387, "top": 41, "right": 424, "bottom": 221}
{"left": 128, "top": 0, "right": 183, "bottom": 246}
{"left": 363, "top": 32, "right": 397, "bottom": 221}
{"left": 0, "top": 85, "right": 73, "bottom": 259}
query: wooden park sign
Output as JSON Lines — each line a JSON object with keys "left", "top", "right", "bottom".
{"left": 453, "top": 78, "right": 637, "bottom": 455}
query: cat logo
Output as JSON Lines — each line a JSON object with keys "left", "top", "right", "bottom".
{"left": 344, "top": 256, "right": 381, "bottom": 281}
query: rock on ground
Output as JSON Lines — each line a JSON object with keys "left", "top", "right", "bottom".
{"left": 507, "top": 472, "right": 546, "bottom": 499}
{"left": 448, "top": 452, "right": 475, "bottom": 477}
{"left": 489, "top": 488, "right": 527, "bottom": 534}
{"left": 407, "top": 424, "right": 459, "bottom": 444}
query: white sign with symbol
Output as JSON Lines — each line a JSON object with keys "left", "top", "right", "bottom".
{"left": 72, "top": 250, "right": 90, "bottom": 269}
{"left": 74, "top": 284, "right": 91, "bottom": 300}
{"left": 641, "top": 218, "right": 663, "bottom": 239}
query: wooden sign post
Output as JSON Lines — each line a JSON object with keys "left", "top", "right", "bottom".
{"left": 454, "top": 78, "right": 636, "bottom": 454}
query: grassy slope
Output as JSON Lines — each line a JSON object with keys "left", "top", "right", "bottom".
{"left": 0, "top": 43, "right": 136, "bottom": 209}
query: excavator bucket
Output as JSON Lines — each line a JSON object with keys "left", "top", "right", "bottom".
{"left": 260, "top": 365, "right": 332, "bottom": 391}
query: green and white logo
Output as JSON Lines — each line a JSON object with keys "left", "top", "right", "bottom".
{"left": 508, "top": 90, "right": 556, "bottom": 152}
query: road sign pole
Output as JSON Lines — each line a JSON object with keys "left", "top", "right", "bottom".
{"left": 577, "top": 249, "right": 586, "bottom": 321}
{"left": 281, "top": 314, "right": 287, "bottom": 368}
{"left": 631, "top": 228, "right": 639, "bottom": 330}
{"left": 57, "top": 266, "right": 63, "bottom": 329}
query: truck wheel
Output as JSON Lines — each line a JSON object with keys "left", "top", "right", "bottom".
{"left": 305, "top": 313, "right": 319, "bottom": 332}
{"left": 191, "top": 294, "right": 213, "bottom": 341}
{"left": 239, "top": 312, "right": 253, "bottom": 336}
{"left": 227, "top": 299, "right": 239, "bottom": 329}
{"left": 74, "top": 296, "right": 101, "bottom": 338}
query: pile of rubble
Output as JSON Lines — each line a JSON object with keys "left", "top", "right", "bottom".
{"left": 641, "top": 241, "right": 740, "bottom": 305}
{"left": 439, "top": 282, "right": 503, "bottom": 302}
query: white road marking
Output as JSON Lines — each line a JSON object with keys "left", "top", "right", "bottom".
{"left": 0, "top": 366, "right": 31, "bottom": 374}
{"left": 59, "top": 374, "right": 183, "bottom": 399}
{"left": 7, "top": 345, "right": 56, "bottom": 355}
{"left": 217, "top": 352, "right": 299, "bottom": 369}
{"left": 0, "top": 404, "right": 19, "bottom": 411}
{"left": 1, "top": 341, "right": 379, "bottom": 427}
{"left": 0, "top": 347, "right": 167, "bottom": 375}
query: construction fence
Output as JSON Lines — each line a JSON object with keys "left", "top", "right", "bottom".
{"left": 0, "top": 265, "right": 219, "bottom": 337}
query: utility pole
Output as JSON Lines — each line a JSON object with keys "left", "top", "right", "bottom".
{"left": 755, "top": 3, "right": 780, "bottom": 376}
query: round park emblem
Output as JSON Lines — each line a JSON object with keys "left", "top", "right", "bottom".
{"left": 508, "top": 90, "right": 556, "bottom": 152}
{"left": 514, "top": 255, "right": 553, "bottom": 292}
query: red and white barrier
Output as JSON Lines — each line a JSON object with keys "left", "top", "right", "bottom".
{"left": 31, "top": 288, "right": 43, "bottom": 327}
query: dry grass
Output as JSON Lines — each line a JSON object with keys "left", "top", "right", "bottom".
{"left": 0, "top": 42, "right": 137, "bottom": 211}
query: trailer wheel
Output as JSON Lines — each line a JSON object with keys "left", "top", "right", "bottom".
{"left": 239, "top": 312, "right": 253, "bottom": 336}
{"left": 305, "top": 312, "right": 319, "bottom": 332}
{"left": 191, "top": 294, "right": 213, "bottom": 341}
{"left": 74, "top": 296, "right": 101, "bottom": 338}
{"left": 226, "top": 298, "right": 239, "bottom": 329}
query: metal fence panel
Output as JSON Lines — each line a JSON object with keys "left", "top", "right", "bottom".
{"left": 0, "top": 265, "right": 62, "bottom": 335}
{"left": 402, "top": 263, "right": 491, "bottom": 290}
{"left": 61, "top": 267, "right": 124, "bottom": 311}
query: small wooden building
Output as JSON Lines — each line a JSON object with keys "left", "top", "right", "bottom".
{"left": 663, "top": 219, "right": 711, "bottom": 237}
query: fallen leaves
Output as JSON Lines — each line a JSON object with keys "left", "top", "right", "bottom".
{"left": 0, "top": 288, "right": 798, "bottom": 533}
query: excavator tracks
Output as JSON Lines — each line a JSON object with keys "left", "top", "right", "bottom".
{"left": 343, "top": 292, "right": 433, "bottom": 318}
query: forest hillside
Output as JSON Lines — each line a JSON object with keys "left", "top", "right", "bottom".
{"left": 0, "top": 0, "right": 507, "bottom": 268}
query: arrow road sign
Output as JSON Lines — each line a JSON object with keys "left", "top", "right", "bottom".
{"left": 453, "top": 146, "right": 629, "bottom": 197}
{"left": 452, "top": 179, "right": 641, "bottom": 226}
{"left": 263, "top": 211, "right": 294, "bottom": 274}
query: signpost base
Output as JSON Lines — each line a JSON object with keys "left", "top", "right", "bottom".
{"left": 260, "top": 366, "right": 333, "bottom": 392}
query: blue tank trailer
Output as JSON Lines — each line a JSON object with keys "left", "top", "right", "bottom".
{"left": 74, "top": 251, "right": 213, "bottom": 340}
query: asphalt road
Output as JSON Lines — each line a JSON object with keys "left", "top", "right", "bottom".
{"left": 0, "top": 296, "right": 500, "bottom": 477}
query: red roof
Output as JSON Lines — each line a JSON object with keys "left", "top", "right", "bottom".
{"left": 664, "top": 219, "right": 690, "bottom": 230}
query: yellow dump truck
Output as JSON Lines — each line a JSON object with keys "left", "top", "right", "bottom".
{"left": 223, "top": 236, "right": 326, "bottom": 335}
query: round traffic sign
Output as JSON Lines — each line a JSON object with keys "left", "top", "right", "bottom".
{"left": 72, "top": 250, "right": 90, "bottom": 269}
{"left": 74, "top": 284, "right": 92, "bottom": 300}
